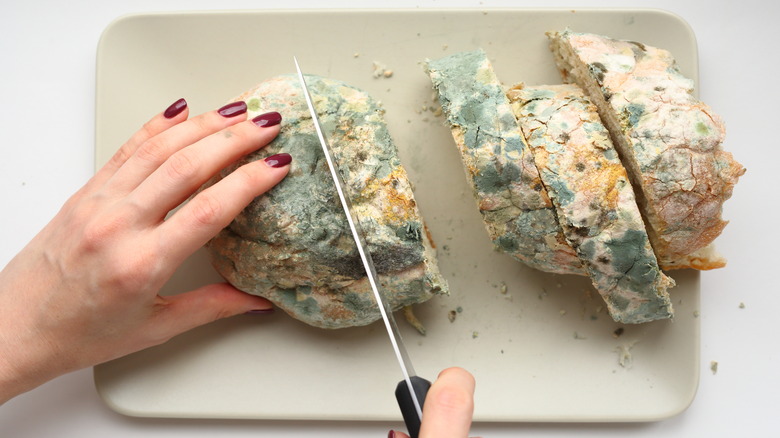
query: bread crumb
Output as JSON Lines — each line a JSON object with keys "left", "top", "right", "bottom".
{"left": 442, "top": 44, "right": 449, "bottom": 51}
{"left": 403, "top": 306, "right": 426, "bottom": 335}
{"left": 613, "top": 327, "right": 625, "bottom": 338}
{"left": 739, "top": 302, "right": 746, "bottom": 309}
{"left": 372, "top": 61, "right": 393, "bottom": 79}
{"left": 693, "top": 310, "right": 700, "bottom": 318}
{"left": 353, "top": 52, "right": 360, "bottom": 58}
{"left": 615, "top": 340, "right": 638, "bottom": 368}
{"left": 559, "top": 309, "right": 567, "bottom": 316}
{"left": 448, "top": 310, "right": 457, "bottom": 323}
{"left": 472, "top": 331, "right": 479, "bottom": 339}
{"left": 500, "top": 282, "right": 508, "bottom": 294}
{"left": 710, "top": 360, "right": 719, "bottom": 375}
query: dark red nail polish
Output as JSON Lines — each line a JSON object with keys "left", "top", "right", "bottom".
{"left": 163, "top": 98, "right": 187, "bottom": 119}
{"left": 252, "top": 111, "right": 282, "bottom": 128}
{"left": 246, "top": 308, "right": 275, "bottom": 315}
{"left": 218, "top": 101, "right": 247, "bottom": 118}
{"left": 387, "top": 431, "right": 396, "bottom": 438}
{"left": 264, "top": 153, "right": 292, "bottom": 168}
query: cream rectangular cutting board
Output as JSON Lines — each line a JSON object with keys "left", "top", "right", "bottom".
{"left": 94, "top": 8, "right": 701, "bottom": 422}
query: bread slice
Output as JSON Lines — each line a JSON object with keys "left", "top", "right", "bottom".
{"left": 204, "top": 75, "right": 447, "bottom": 329}
{"left": 425, "top": 49, "right": 584, "bottom": 275}
{"left": 548, "top": 30, "right": 745, "bottom": 269}
{"left": 508, "top": 83, "right": 674, "bottom": 323}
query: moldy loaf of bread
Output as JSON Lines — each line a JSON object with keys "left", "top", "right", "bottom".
{"left": 204, "top": 75, "right": 447, "bottom": 329}
{"left": 548, "top": 30, "right": 745, "bottom": 270}
{"left": 508, "top": 84, "right": 673, "bottom": 323}
{"left": 424, "top": 49, "right": 584, "bottom": 275}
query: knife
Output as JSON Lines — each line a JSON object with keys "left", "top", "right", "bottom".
{"left": 294, "top": 57, "right": 431, "bottom": 438}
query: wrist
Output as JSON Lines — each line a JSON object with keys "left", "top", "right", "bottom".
{"left": 0, "top": 261, "right": 66, "bottom": 404}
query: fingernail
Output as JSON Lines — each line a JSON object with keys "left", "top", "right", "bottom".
{"left": 264, "top": 153, "right": 292, "bottom": 168}
{"left": 218, "top": 101, "right": 248, "bottom": 118}
{"left": 246, "top": 308, "right": 275, "bottom": 315}
{"left": 387, "top": 431, "right": 396, "bottom": 438}
{"left": 164, "top": 98, "right": 187, "bottom": 119}
{"left": 252, "top": 111, "right": 282, "bottom": 128}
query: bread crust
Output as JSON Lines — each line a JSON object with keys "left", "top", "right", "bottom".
{"left": 549, "top": 30, "right": 745, "bottom": 269}
{"left": 204, "top": 75, "right": 447, "bottom": 328}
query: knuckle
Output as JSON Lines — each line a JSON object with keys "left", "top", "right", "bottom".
{"left": 80, "top": 214, "right": 124, "bottom": 251}
{"left": 233, "top": 163, "right": 261, "bottom": 187}
{"left": 165, "top": 150, "right": 201, "bottom": 182}
{"left": 110, "top": 257, "right": 149, "bottom": 291}
{"left": 108, "top": 242, "right": 163, "bottom": 293}
{"left": 107, "top": 143, "right": 134, "bottom": 169}
{"left": 139, "top": 119, "right": 158, "bottom": 141}
{"left": 188, "top": 193, "right": 223, "bottom": 228}
{"left": 135, "top": 136, "right": 170, "bottom": 166}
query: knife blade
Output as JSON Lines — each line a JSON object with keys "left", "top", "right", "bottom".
{"left": 294, "top": 57, "right": 430, "bottom": 438}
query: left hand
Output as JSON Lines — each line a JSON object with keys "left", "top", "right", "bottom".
{"left": 0, "top": 99, "right": 290, "bottom": 403}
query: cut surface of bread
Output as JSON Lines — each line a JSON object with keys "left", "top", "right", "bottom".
{"left": 425, "top": 49, "right": 584, "bottom": 275}
{"left": 204, "top": 75, "right": 447, "bottom": 329}
{"left": 548, "top": 30, "right": 745, "bottom": 269}
{"left": 509, "top": 83, "right": 674, "bottom": 323}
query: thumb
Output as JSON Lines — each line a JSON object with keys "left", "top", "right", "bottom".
{"left": 152, "top": 282, "right": 274, "bottom": 339}
{"left": 418, "top": 367, "right": 475, "bottom": 438}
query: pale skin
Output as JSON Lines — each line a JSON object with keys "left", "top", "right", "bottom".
{"left": 391, "top": 367, "right": 477, "bottom": 438}
{"left": 0, "top": 98, "right": 475, "bottom": 437}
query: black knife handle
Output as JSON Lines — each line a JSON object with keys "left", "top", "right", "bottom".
{"left": 395, "top": 376, "right": 431, "bottom": 438}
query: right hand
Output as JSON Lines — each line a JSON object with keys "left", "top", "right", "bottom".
{"left": 391, "top": 367, "right": 476, "bottom": 438}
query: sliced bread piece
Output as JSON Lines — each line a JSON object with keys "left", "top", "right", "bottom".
{"left": 425, "top": 49, "right": 584, "bottom": 275}
{"left": 548, "top": 30, "right": 745, "bottom": 269}
{"left": 204, "top": 75, "right": 447, "bottom": 329}
{"left": 508, "top": 83, "right": 674, "bottom": 323}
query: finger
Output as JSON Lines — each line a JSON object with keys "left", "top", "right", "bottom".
{"left": 105, "top": 101, "right": 249, "bottom": 195}
{"left": 157, "top": 154, "right": 292, "bottom": 265}
{"left": 148, "top": 283, "right": 274, "bottom": 344}
{"left": 418, "top": 368, "right": 475, "bottom": 438}
{"left": 89, "top": 98, "right": 189, "bottom": 190}
{"left": 131, "top": 112, "right": 282, "bottom": 221}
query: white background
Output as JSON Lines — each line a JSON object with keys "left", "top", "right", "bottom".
{"left": 1, "top": 0, "right": 777, "bottom": 436}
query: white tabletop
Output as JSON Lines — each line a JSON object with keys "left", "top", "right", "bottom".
{"left": 1, "top": 0, "right": 777, "bottom": 437}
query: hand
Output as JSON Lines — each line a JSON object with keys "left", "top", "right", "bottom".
{"left": 391, "top": 367, "right": 476, "bottom": 438}
{"left": 0, "top": 99, "right": 290, "bottom": 403}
